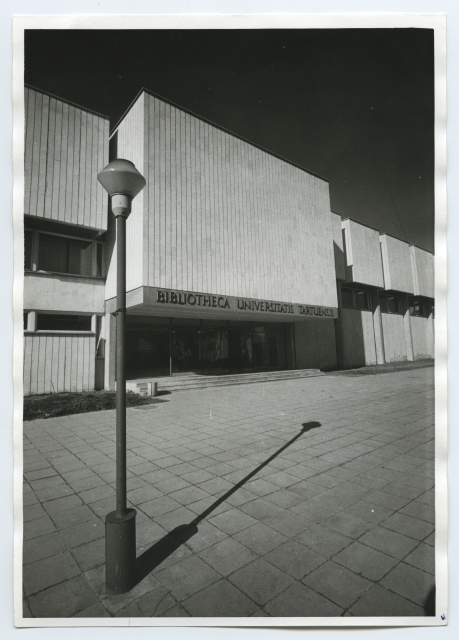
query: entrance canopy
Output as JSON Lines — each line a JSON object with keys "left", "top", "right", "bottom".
{"left": 105, "top": 285, "right": 338, "bottom": 323}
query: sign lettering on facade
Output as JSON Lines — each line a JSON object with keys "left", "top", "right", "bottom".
{"left": 155, "top": 289, "right": 337, "bottom": 318}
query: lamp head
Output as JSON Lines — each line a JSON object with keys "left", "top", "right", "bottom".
{"left": 98, "top": 159, "right": 146, "bottom": 217}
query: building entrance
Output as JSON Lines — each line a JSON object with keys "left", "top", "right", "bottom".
{"left": 126, "top": 316, "right": 292, "bottom": 378}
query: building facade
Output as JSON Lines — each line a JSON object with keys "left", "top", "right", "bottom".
{"left": 23, "top": 87, "right": 434, "bottom": 396}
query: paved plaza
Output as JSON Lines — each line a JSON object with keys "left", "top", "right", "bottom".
{"left": 22, "top": 366, "right": 435, "bottom": 619}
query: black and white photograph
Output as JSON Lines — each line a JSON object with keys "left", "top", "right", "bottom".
{"left": 13, "top": 12, "right": 447, "bottom": 626}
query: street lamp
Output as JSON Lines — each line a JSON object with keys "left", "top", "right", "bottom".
{"left": 98, "top": 159, "right": 146, "bottom": 594}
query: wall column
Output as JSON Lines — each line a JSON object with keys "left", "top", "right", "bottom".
{"left": 104, "top": 312, "right": 117, "bottom": 391}
{"left": 401, "top": 294, "right": 414, "bottom": 361}
{"left": 333, "top": 282, "right": 345, "bottom": 369}
{"left": 425, "top": 298, "right": 435, "bottom": 358}
{"left": 371, "top": 290, "right": 385, "bottom": 365}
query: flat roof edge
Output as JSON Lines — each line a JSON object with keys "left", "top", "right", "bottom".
{"left": 25, "top": 84, "right": 110, "bottom": 120}
{"left": 110, "top": 87, "right": 330, "bottom": 184}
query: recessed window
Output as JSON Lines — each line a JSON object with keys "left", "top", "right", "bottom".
{"left": 36, "top": 314, "right": 92, "bottom": 332}
{"left": 37, "top": 234, "right": 92, "bottom": 276}
{"left": 25, "top": 230, "right": 33, "bottom": 270}
{"left": 341, "top": 287, "right": 371, "bottom": 311}
{"left": 23, "top": 313, "right": 28, "bottom": 330}
{"left": 409, "top": 297, "right": 428, "bottom": 317}
{"left": 380, "top": 294, "right": 401, "bottom": 314}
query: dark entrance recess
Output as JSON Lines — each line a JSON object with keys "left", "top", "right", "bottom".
{"left": 126, "top": 316, "right": 292, "bottom": 378}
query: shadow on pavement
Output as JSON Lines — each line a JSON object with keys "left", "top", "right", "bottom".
{"left": 423, "top": 585, "right": 436, "bottom": 616}
{"left": 135, "top": 420, "right": 321, "bottom": 584}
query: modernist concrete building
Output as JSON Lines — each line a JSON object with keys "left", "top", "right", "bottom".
{"left": 23, "top": 86, "right": 435, "bottom": 396}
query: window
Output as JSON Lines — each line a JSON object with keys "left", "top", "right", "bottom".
{"left": 24, "top": 230, "right": 33, "bottom": 270}
{"left": 409, "top": 297, "right": 425, "bottom": 317}
{"left": 23, "top": 313, "right": 28, "bottom": 330}
{"left": 341, "top": 287, "right": 371, "bottom": 311}
{"left": 380, "top": 294, "right": 401, "bottom": 314}
{"left": 36, "top": 314, "right": 92, "bottom": 332}
{"left": 37, "top": 233, "right": 92, "bottom": 276}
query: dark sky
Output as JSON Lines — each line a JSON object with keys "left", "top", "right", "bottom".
{"left": 25, "top": 28, "right": 434, "bottom": 252}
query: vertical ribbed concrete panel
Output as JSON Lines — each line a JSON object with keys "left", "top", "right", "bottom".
{"left": 294, "top": 320, "right": 337, "bottom": 370}
{"left": 411, "top": 316, "right": 434, "bottom": 359}
{"left": 381, "top": 314, "right": 408, "bottom": 362}
{"left": 332, "top": 213, "right": 345, "bottom": 281}
{"left": 108, "top": 91, "right": 337, "bottom": 308}
{"left": 410, "top": 246, "right": 434, "bottom": 298}
{"left": 380, "top": 234, "right": 414, "bottom": 294}
{"left": 23, "top": 334, "right": 96, "bottom": 396}
{"left": 24, "top": 87, "right": 109, "bottom": 230}
{"left": 340, "top": 309, "right": 377, "bottom": 368}
{"left": 105, "top": 94, "right": 145, "bottom": 299}
{"left": 342, "top": 219, "right": 384, "bottom": 287}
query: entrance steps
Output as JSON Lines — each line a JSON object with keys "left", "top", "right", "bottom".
{"left": 127, "top": 369, "right": 325, "bottom": 396}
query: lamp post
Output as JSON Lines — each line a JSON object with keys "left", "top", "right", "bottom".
{"left": 98, "top": 159, "right": 146, "bottom": 594}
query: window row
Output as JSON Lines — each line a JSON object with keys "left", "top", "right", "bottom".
{"left": 341, "top": 288, "right": 433, "bottom": 317}
{"left": 25, "top": 230, "right": 104, "bottom": 278}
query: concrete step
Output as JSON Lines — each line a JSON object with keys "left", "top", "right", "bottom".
{"left": 127, "top": 369, "right": 324, "bottom": 395}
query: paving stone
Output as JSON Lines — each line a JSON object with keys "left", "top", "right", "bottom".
{"left": 182, "top": 579, "right": 258, "bottom": 617}
{"left": 349, "top": 584, "right": 425, "bottom": 617}
{"left": 302, "top": 560, "right": 372, "bottom": 609}
{"left": 290, "top": 500, "right": 338, "bottom": 523}
{"left": 169, "top": 485, "right": 212, "bottom": 506}
{"left": 23, "top": 551, "right": 80, "bottom": 596}
{"left": 198, "top": 537, "right": 257, "bottom": 576}
{"left": 380, "top": 562, "right": 436, "bottom": 608}
{"left": 71, "top": 537, "right": 105, "bottom": 572}
{"left": 288, "top": 480, "right": 329, "bottom": 499}
{"left": 232, "top": 522, "right": 287, "bottom": 556}
{"left": 136, "top": 587, "right": 179, "bottom": 617}
{"left": 208, "top": 507, "right": 257, "bottom": 535}
{"left": 399, "top": 501, "right": 435, "bottom": 524}
{"left": 321, "top": 512, "right": 373, "bottom": 538}
{"left": 333, "top": 540, "right": 399, "bottom": 581}
{"left": 184, "top": 521, "right": 228, "bottom": 553}
{"left": 73, "top": 602, "right": 110, "bottom": 617}
{"left": 345, "top": 501, "right": 394, "bottom": 525}
{"left": 295, "top": 523, "right": 354, "bottom": 557}
{"left": 48, "top": 504, "right": 96, "bottom": 530}
{"left": 127, "top": 485, "right": 163, "bottom": 505}
{"left": 364, "top": 490, "right": 411, "bottom": 511}
{"left": 229, "top": 558, "right": 294, "bottom": 605}
{"left": 139, "top": 495, "right": 183, "bottom": 518}
{"left": 23, "top": 531, "right": 67, "bottom": 565}
{"left": 155, "top": 506, "right": 200, "bottom": 532}
{"left": 403, "top": 543, "right": 435, "bottom": 575}
{"left": 264, "top": 582, "right": 343, "bottom": 617}
{"left": 23, "top": 515, "right": 57, "bottom": 541}
{"left": 160, "top": 603, "right": 191, "bottom": 617}
{"left": 263, "top": 488, "right": 306, "bottom": 509}
{"left": 264, "top": 540, "right": 326, "bottom": 579}
{"left": 240, "top": 497, "right": 285, "bottom": 522}
{"left": 59, "top": 518, "right": 105, "bottom": 548}
{"left": 114, "top": 601, "right": 143, "bottom": 617}
{"left": 381, "top": 513, "right": 435, "bottom": 541}
{"left": 34, "top": 483, "right": 75, "bottom": 503}
{"left": 262, "top": 470, "right": 303, "bottom": 488}
{"left": 78, "top": 484, "right": 115, "bottom": 504}
{"left": 263, "top": 509, "right": 313, "bottom": 537}
{"left": 381, "top": 482, "right": 426, "bottom": 500}
{"left": 155, "top": 555, "right": 221, "bottom": 601}
{"left": 28, "top": 575, "right": 98, "bottom": 618}
{"left": 359, "top": 526, "right": 419, "bottom": 559}
{"left": 23, "top": 504, "right": 48, "bottom": 522}
{"left": 154, "top": 476, "right": 193, "bottom": 494}
{"left": 43, "top": 494, "right": 83, "bottom": 515}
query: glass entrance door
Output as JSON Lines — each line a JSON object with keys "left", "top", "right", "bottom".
{"left": 201, "top": 324, "right": 229, "bottom": 375}
{"left": 228, "top": 327, "right": 253, "bottom": 372}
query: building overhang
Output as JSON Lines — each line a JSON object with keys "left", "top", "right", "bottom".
{"left": 105, "top": 287, "right": 338, "bottom": 322}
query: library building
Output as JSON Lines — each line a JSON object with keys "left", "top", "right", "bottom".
{"left": 23, "top": 86, "right": 434, "bottom": 396}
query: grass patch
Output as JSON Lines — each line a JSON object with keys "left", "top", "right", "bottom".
{"left": 24, "top": 390, "right": 160, "bottom": 421}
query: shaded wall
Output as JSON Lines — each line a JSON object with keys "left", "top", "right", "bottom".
{"left": 342, "top": 220, "right": 384, "bottom": 287}
{"left": 340, "top": 308, "right": 377, "bottom": 368}
{"left": 23, "top": 334, "right": 96, "bottom": 396}
{"left": 24, "top": 87, "right": 109, "bottom": 230}
{"left": 411, "top": 316, "right": 434, "bottom": 359}
{"left": 107, "top": 91, "right": 337, "bottom": 309}
{"left": 381, "top": 314, "right": 408, "bottom": 362}
{"left": 294, "top": 319, "right": 337, "bottom": 370}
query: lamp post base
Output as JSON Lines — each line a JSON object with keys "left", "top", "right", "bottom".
{"left": 105, "top": 508, "right": 137, "bottom": 594}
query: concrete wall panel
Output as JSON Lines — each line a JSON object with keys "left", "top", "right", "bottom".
{"left": 342, "top": 220, "right": 384, "bottom": 288}
{"left": 23, "top": 334, "right": 95, "bottom": 396}
{"left": 24, "top": 273, "right": 105, "bottom": 313}
{"left": 410, "top": 316, "right": 434, "bottom": 359}
{"left": 340, "top": 308, "right": 377, "bottom": 368}
{"left": 380, "top": 234, "right": 414, "bottom": 294}
{"left": 294, "top": 319, "right": 337, "bottom": 370}
{"left": 381, "top": 313, "right": 408, "bottom": 362}
{"left": 108, "top": 91, "right": 338, "bottom": 308}
{"left": 410, "top": 246, "right": 434, "bottom": 298}
{"left": 24, "top": 87, "right": 109, "bottom": 230}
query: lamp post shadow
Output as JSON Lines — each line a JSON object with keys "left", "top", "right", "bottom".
{"left": 135, "top": 420, "right": 322, "bottom": 584}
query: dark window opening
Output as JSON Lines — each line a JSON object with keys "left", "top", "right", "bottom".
{"left": 36, "top": 314, "right": 92, "bottom": 332}
{"left": 341, "top": 287, "right": 370, "bottom": 311}
{"left": 380, "top": 294, "right": 401, "bottom": 314}
{"left": 38, "top": 234, "right": 92, "bottom": 276}
{"left": 409, "top": 297, "right": 428, "bottom": 317}
{"left": 25, "top": 230, "right": 32, "bottom": 270}
{"left": 96, "top": 243, "right": 103, "bottom": 278}
{"left": 23, "top": 313, "right": 28, "bottom": 330}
